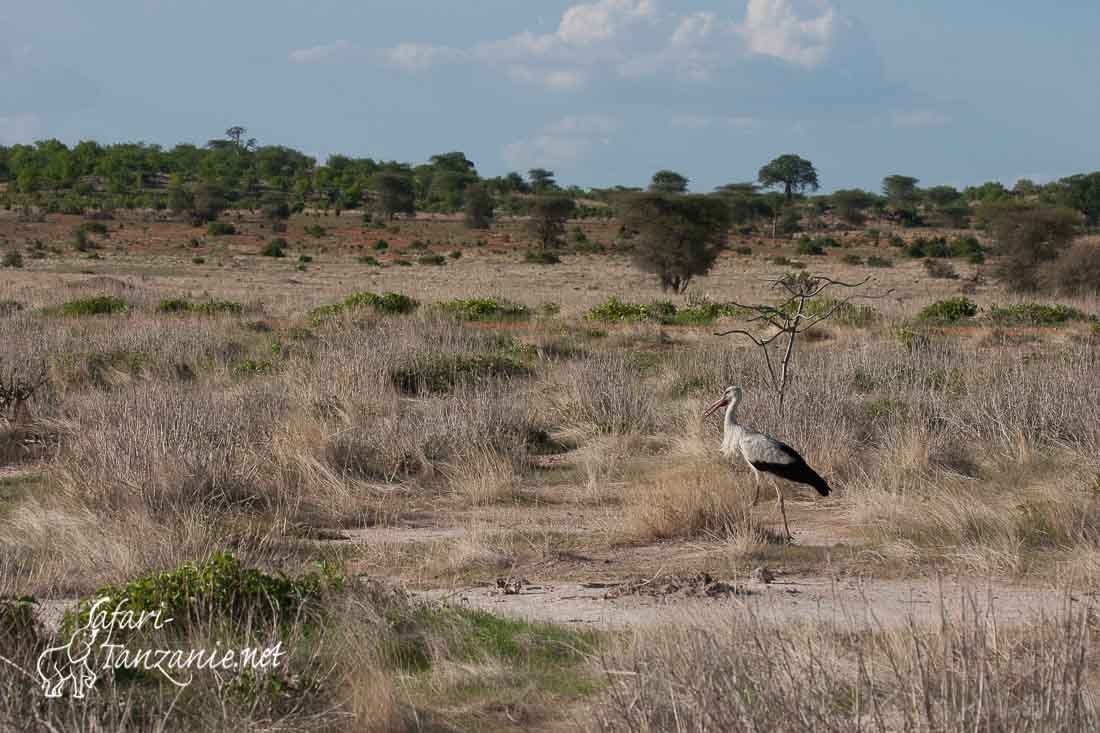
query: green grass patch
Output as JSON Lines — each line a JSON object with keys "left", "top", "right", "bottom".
{"left": 207, "top": 221, "right": 237, "bottom": 236}
{"left": 585, "top": 297, "right": 749, "bottom": 325}
{"left": 918, "top": 297, "right": 979, "bottom": 324}
{"left": 390, "top": 352, "right": 530, "bottom": 394}
{"left": 158, "top": 298, "right": 243, "bottom": 315}
{"left": 866, "top": 256, "right": 894, "bottom": 268}
{"left": 261, "top": 238, "right": 287, "bottom": 258}
{"left": 525, "top": 250, "right": 562, "bottom": 265}
{"left": 437, "top": 297, "right": 530, "bottom": 322}
{"left": 310, "top": 291, "right": 419, "bottom": 324}
{"left": 987, "top": 303, "right": 1089, "bottom": 326}
{"left": 57, "top": 295, "right": 128, "bottom": 316}
{"left": 418, "top": 254, "right": 446, "bottom": 266}
{"left": 65, "top": 553, "right": 340, "bottom": 639}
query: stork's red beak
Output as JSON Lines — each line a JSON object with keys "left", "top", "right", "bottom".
{"left": 703, "top": 396, "right": 728, "bottom": 418}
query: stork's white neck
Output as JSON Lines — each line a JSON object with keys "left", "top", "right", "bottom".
{"left": 721, "top": 395, "right": 744, "bottom": 459}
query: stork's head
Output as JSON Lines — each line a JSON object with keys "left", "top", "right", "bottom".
{"left": 703, "top": 385, "right": 743, "bottom": 418}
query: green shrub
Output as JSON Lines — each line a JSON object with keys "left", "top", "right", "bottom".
{"left": 418, "top": 254, "right": 446, "bottom": 266}
{"left": 987, "top": 303, "right": 1088, "bottom": 326}
{"left": 158, "top": 298, "right": 244, "bottom": 315}
{"left": 357, "top": 255, "right": 382, "bottom": 266}
{"left": 231, "top": 358, "right": 275, "bottom": 376}
{"left": 310, "top": 291, "right": 419, "bottom": 324}
{"left": 207, "top": 221, "right": 237, "bottom": 236}
{"left": 867, "top": 256, "right": 893, "bottom": 268}
{"left": 585, "top": 297, "right": 747, "bottom": 325}
{"left": 304, "top": 224, "right": 326, "bottom": 238}
{"left": 192, "top": 256, "right": 205, "bottom": 264}
{"left": 1, "top": 251, "right": 23, "bottom": 268}
{"left": 373, "top": 239, "right": 389, "bottom": 251}
{"left": 66, "top": 553, "right": 336, "bottom": 637}
{"left": 769, "top": 256, "right": 792, "bottom": 266}
{"left": 438, "top": 297, "right": 530, "bottom": 322}
{"left": 298, "top": 254, "right": 313, "bottom": 264}
{"left": 525, "top": 250, "right": 562, "bottom": 265}
{"left": 391, "top": 352, "right": 530, "bottom": 394}
{"left": 841, "top": 254, "right": 864, "bottom": 265}
{"left": 950, "top": 235, "right": 985, "bottom": 259}
{"left": 796, "top": 239, "right": 824, "bottom": 256}
{"left": 393, "top": 258, "right": 413, "bottom": 267}
{"left": 449, "top": 249, "right": 463, "bottom": 260}
{"left": 734, "top": 246, "right": 753, "bottom": 255}
{"left": 918, "top": 297, "right": 979, "bottom": 323}
{"left": 261, "top": 238, "right": 287, "bottom": 258}
{"left": 59, "top": 295, "right": 128, "bottom": 316}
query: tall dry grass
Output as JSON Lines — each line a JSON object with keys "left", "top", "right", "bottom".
{"left": 596, "top": 594, "right": 1096, "bottom": 731}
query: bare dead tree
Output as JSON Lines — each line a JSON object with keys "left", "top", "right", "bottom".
{"left": 716, "top": 272, "right": 890, "bottom": 419}
{"left": 0, "top": 363, "right": 49, "bottom": 425}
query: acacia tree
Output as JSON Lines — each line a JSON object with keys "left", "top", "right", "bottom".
{"left": 373, "top": 172, "right": 416, "bottom": 219}
{"left": 717, "top": 273, "right": 885, "bottom": 417}
{"left": 463, "top": 183, "right": 495, "bottom": 229}
{"left": 649, "top": 170, "right": 689, "bottom": 194}
{"left": 528, "top": 195, "right": 576, "bottom": 249}
{"left": 831, "top": 189, "right": 875, "bottom": 225}
{"left": 758, "top": 155, "right": 819, "bottom": 201}
{"left": 528, "top": 168, "right": 558, "bottom": 193}
{"left": 621, "top": 193, "right": 730, "bottom": 293}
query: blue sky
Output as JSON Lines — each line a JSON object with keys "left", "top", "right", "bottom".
{"left": 1, "top": 0, "right": 1098, "bottom": 192}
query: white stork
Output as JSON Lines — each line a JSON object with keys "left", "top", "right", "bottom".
{"left": 704, "top": 385, "right": 830, "bottom": 541}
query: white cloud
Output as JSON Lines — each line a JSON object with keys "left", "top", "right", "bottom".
{"left": 504, "top": 114, "right": 620, "bottom": 169}
{"left": 670, "top": 12, "right": 716, "bottom": 48}
{"left": 288, "top": 40, "right": 355, "bottom": 64}
{"left": 0, "top": 113, "right": 41, "bottom": 144}
{"left": 891, "top": 109, "right": 950, "bottom": 128}
{"left": 737, "top": 0, "right": 835, "bottom": 68}
{"left": 508, "top": 66, "right": 588, "bottom": 91}
{"left": 557, "top": 0, "right": 657, "bottom": 45}
{"left": 385, "top": 42, "right": 459, "bottom": 72}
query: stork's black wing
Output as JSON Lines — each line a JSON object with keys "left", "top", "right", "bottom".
{"left": 749, "top": 438, "right": 831, "bottom": 496}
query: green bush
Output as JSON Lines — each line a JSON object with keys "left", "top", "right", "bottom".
{"left": 525, "top": 250, "right": 562, "bottom": 265}
{"left": 207, "top": 220, "right": 237, "bottom": 236}
{"left": 867, "top": 256, "right": 893, "bottom": 268}
{"left": 393, "top": 258, "right": 413, "bottom": 267}
{"left": 918, "top": 297, "right": 978, "bottom": 323}
{"left": 1, "top": 251, "right": 23, "bottom": 268}
{"left": 390, "top": 352, "right": 530, "bottom": 394}
{"left": 796, "top": 239, "right": 824, "bottom": 256}
{"left": 438, "top": 297, "right": 530, "bottom": 322}
{"left": 304, "top": 224, "right": 326, "bottom": 238}
{"left": 66, "top": 553, "right": 337, "bottom": 637}
{"left": 418, "top": 254, "right": 446, "bottom": 266}
{"left": 158, "top": 298, "right": 243, "bottom": 315}
{"left": 59, "top": 295, "right": 128, "bottom": 316}
{"left": 449, "top": 250, "right": 463, "bottom": 260}
{"left": 734, "top": 246, "right": 753, "bottom": 255}
{"left": 373, "top": 239, "right": 389, "bottom": 251}
{"left": 298, "top": 254, "right": 313, "bottom": 264}
{"left": 841, "top": 254, "right": 864, "bottom": 265}
{"left": 261, "top": 238, "right": 287, "bottom": 258}
{"left": 585, "top": 297, "right": 747, "bottom": 325}
{"left": 357, "top": 255, "right": 382, "bottom": 266}
{"left": 310, "top": 291, "right": 419, "bottom": 324}
{"left": 192, "top": 256, "right": 205, "bottom": 264}
{"left": 987, "top": 303, "right": 1088, "bottom": 326}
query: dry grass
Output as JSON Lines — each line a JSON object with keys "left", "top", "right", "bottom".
{"left": 3, "top": 211, "right": 1100, "bottom": 728}
{"left": 595, "top": 594, "right": 1096, "bottom": 731}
